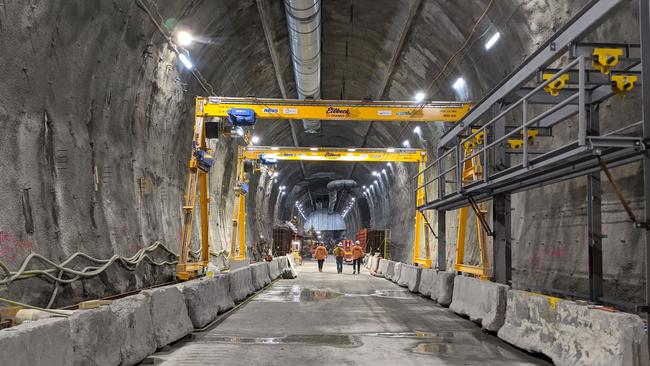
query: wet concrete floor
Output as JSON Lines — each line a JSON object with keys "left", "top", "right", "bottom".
{"left": 148, "top": 258, "right": 551, "bottom": 365}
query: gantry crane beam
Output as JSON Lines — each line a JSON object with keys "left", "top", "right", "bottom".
{"left": 199, "top": 97, "right": 471, "bottom": 123}
{"left": 241, "top": 146, "right": 426, "bottom": 163}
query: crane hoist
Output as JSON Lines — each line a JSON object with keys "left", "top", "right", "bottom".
{"left": 176, "top": 97, "right": 473, "bottom": 280}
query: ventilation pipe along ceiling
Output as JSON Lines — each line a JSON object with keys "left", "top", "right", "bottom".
{"left": 285, "top": 0, "right": 321, "bottom": 133}
{"left": 327, "top": 179, "right": 357, "bottom": 214}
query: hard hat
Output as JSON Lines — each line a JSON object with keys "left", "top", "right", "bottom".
{"left": 355, "top": 240, "right": 360, "bottom": 245}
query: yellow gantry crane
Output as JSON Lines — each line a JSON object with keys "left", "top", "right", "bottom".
{"left": 176, "top": 97, "right": 472, "bottom": 280}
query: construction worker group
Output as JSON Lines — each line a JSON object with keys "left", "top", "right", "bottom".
{"left": 314, "top": 241, "right": 364, "bottom": 274}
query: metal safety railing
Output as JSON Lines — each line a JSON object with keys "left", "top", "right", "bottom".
{"left": 414, "top": 56, "right": 588, "bottom": 203}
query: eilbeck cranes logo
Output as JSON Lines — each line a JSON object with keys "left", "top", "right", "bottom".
{"left": 325, "top": 107, "right": 351, "bottom": 117}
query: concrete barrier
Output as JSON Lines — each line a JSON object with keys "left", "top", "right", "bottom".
{"left": 384, "top": 260, "right": 395, "bottom": 280}
{"left": 142, "top": 285, "right": 194, "bottom": 347}
{"left": 397, "top": 264, "right": 422, "bottom": 292}
{"left": 69, "top": 306, "right": 122, "bottom": 365}
{"left": 269, "top": 257, "right": 282, "bottom": 279}
{"left": 250, "top": 262, "right": 271, "bottom": 290}
{"left": 390, "top": 262, "right": 403, "bottom": 283}
{"left": 0, "top": 318, "right": 72, "bottom": 366}
{"left": 110, "top": 293, "right": 157, "bottom": 366}
{"left": 498, "top": 290, "right": 649, "bottom": 366}
{"left": 282, "top": 254, "right": 298, "bottom": 279}
{"left": 229, "top": 266, "right": 255, "bottom": 303}
{"left": 369, "top": 254, "right": 381, "bottom": 273}
{"left": 418, "top": 269, "right": 435, "bottom": 296}
{"left": 176, "top": 276, "right": 223, "bottom": 328}
{"left": 449, "top": 276, "right": 508, "bottom": 332}
{"left": 377, "top": 258, "right": 389, "bottom": 276}
{"left": 430, "top": 271, "right": 455, "bottom": 306}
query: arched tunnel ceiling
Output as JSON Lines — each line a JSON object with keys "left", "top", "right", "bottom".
{"left": 166, "top": 0, "right": 590, "bottom": 219}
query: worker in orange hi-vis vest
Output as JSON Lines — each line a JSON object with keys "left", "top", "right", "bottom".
{"left": 333, "top": 243, "right": 344, "bottom": 274}
{"left": 352, "top": 241, "right": 364, "bottom": 274}
{"left": 315, "top": 243, "right": 328, "bottom": 272}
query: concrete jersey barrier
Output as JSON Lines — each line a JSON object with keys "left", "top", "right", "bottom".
{"left": 418, "top": 269, "right": 435, "bottom": 296}
{"left": 377, "top": 258, "right": 389, "bottom": 276}
{"left": 390, "top": 262, "right": 403, "bottom": 283}
{"left": 449, "top": 275, "right": 508, "bottom": 332}
{"left": 430, "top": 271, "right": 455, "bottom": 306}
{"left": 110, "top": 293, "right": 157, "bottom": 366}
{"left": 397, "top": 264, "right": 422, "bottom": 292}
{"left": 141, "top": 285, "right": 194, "bottom": 348}
{"left": 69, "top": 306, "right": 122, "bottom": 366}
{"left": 369, "top": 254, "right": 381, "bottom": 273}
{"left": 250, "top": 262, "right": 271, "bottom": 290}
{"left": 228, "top": 266, "right": 255, "bottom": 303}
{"left": 176, "top": 275, "right": 234, "bottom": 328}
{"left": 269, "top": 257, "right": 282, "bottom": 279}
{"left": 0, "top": 318, "right": 72, "bottom": 366}
{"left": 498, "top": 290, "right": 649, "bottom": 366}
{"left": 384, "top": 260, "right": 396, "bottom": 280}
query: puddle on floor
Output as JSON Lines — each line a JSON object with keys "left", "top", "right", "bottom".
{"left": 254, "top": 284, "right": 418, "bottom": 303}
{"left": 254, "top": 285, "right": 342, "bottom": 302}
{"left": 202, "top": 334, "right": 362, "bottom": 348}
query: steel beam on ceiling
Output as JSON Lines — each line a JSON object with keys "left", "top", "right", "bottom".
{"left": 439, "top": 0, "right": 628, "bottom": 149}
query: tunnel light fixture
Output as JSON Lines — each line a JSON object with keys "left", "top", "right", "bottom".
{"left": 362, "top": 185, "right": 366, "bottom": 189}
{"left": 177, "top": 31, "right": 194, "bottom": 46}
{"left": 381, "top": 169, "right": 386, "bottom": 174}
{"left": 310, "top": 147, "right": 319, "bottom": 151}
{"left": 413, "top": 126, "right": 421, "bottom": 135}
{"left": 372, "top": 171, "right": 378, "bottom": 176}
{"left": 452, "top": 77, "right": 466, "bottom": 91}
{"left": 485, "top": 32, "right": 501, "bottom": 50}
{"left": 271, "top": 147, "right": 280, "bottom": 150}
{"left": 351, "top": 197, "right": 355, "bottom": 202}
{"left": 373, "top": 180, "right": 378, "bottom": 185}
{"left": 402, "top": 140, "right": 410, "bottom": 147}
{"left": 273, "top": 172, "right": 279, "bottom": 178}
{"left": 347, "top": 148, "right": 356, "bottom": 152}
{"left": 386, "top": 148, "right": 395, "bottom": 153}
{"left": 235, "top": 126, "right": 245, "bottom": 137}
{"left": 386, "top": 162, "right": 392, "bottom": 167}
{"left": 414, "top": 92, "right": 426, "bottom": 102}
{"left": 178, "top": 53, "right": 194, "bottom": 69}
{"left": 251, "top": 135, "right": 260, "bottom": 144}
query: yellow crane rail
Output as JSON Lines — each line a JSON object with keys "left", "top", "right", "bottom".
{"left": 199, "top": 97, "right": 471, "bottom": 122}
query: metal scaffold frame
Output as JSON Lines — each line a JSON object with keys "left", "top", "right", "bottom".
{"left": 414, "top": 0, "right": 649, "bottom": 331}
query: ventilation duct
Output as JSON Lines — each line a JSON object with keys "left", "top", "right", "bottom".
{"left": 327, "top": 179, "right": 357, "bottom": 214}
{"left": 285, "top": 0, "right": 321, "bottom": 133}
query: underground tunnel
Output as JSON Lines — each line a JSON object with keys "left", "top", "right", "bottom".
{"left": 0, "top": 0, "right": 649, "bottom": 365}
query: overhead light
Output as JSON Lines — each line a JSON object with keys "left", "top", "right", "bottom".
{"left": 386, "top": 162, "right": 392, "bottom": 167}
{"left": 235, "top": 127, "right": 244, "bottom": 137}
{"left": 381, "top": 169, "right": 386, "bottom": 174}
{"left": 414, "top": 92, "right": 426, "bottom": 102}
{"left": 310, "top": 147, "right": 318, "bottom": 151}
{"left": 271, "top": 147, "right": 280, "bottom": 150}
{"left": 178, "top": 53, "right": 194, "bottom": 69}
{"left": 362, "top": 185, "right": 366, "bottom": 189}
{"left": 402, "top": 140, "right": 410, "bottom": 147}
{"left": 372, "top": 171, "right": 378, "bottom": 176}
{"left": 374, "top": 180, "right": 378, "bottom": 184}
{"left": 251, "top": 135, "right": 260, "bottom": 144}
{"left": 281, "top": 192, "right": 285, "bottom": 195}
{"left": 453, "top": 77, "right": 466, "bottom": 91}
{"left": 347, "top": 148, "right": 356, "bottom": 152}
{"left": 485, "top": 32, "right": 501, "bottom": 50}
{"left": 386, "top": 148, "right": 395, "bottom": 153}
{"left": 413, "top": 126, "right": 421, "bottom": 134}
{"left": 176, "top": 31, "right": 194, "bottom": 46}
{"left": 351, "top": 198, "right": 355, "bottom": 202}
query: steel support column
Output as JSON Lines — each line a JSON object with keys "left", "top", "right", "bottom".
{"left": 639, "top": 0, "right": 650, "bottom": 352}
{"left": 586, "top": 104, "right": 603, "bottom": 303}
{"left": 493, "top": 103, "right": 512, "bottom": 284}
{"left": 438, "top": 148, "right": 447, "bottom": 270}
